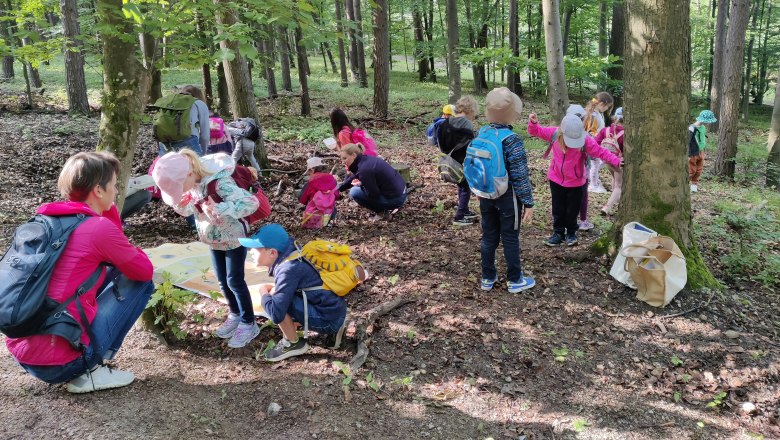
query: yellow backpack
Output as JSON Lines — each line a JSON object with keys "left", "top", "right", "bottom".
{"left": 285, "top": 240, "right": 366, "bottom": 296}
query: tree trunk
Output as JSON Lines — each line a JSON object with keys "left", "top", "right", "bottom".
{"left": 0, "top": 0, "right": 14, "bottom": 78}
{"left": 372, "top": 0, "right": 389, "bottom": 118}
{"left": 21, "top": 37, "right": 42, "bottom": 88}
{"left": 476, "top": 22, "right": 489, "bottom": 90}
{"left": 464, "top": 0, "right": 482, "bottom": 93}
{"left": 412, "top": 7, "right": 428, "bottom": 81}
{"left": 262, "top": 25, "right": 278, "bottom": 99}
{"left": 353, "top": 0, "right": 368, "bottom": 88}
{"left": 294, "top": 25, "right": 311, "bottom": 116}
{"left": 446, "top": 0, "right": 461, "bottom": 103}
{"left": 60, "top": 0, "right": 90, "bottom": 114}
{"left": 754, "top": 0, "right": 771, "bottom": 104}
{"left": 507, "top": 0, "right": 521, "bottom": 96}
{"left": 741, "top": 0, "right": 759, "bottom": 120}
{"left": 541, "top": 0, "right": 568, "bottom": 124}
{"left": 140, "top": 33, "right": 161, "bottom": 104}
{"left": 216, "top": 62, "right": 231, "bottom": 117}
{"left": 598, "top": 0, "right": 608, "bottom": 57}
{"left": 705, "top": 0, "right": 715, "bottom": 97}
{"left": 345, "top": 0, "right": 359, "bottom": 82}
{"left": 424, "top": 0, "right": 436, "bottom": 82}
{"left": 607, "top": 0, "right": 625, "bottom": 106}
{"left": 277, "top": 26, "right": 293, "bottom": 92}
{"left": 709, "top": 0, "right": 729, "bottom": 129}
{"left": 335, "top": 0, "right": 349, "bottom": 87}
{"left": 324, "top": 41, "right": 337, "bottom": 73}
{"left": 202, "top": 64, "right": 213, "bottom": 108}
{"left": 215, "top": 1, "right": 258, "bottom": 122}
{"left": 612, "top": 0, "right": 718, "bottom": 289}
{"left": 561, "top": 6, "right": 574, "bottom": 56}
{"left": 714, "top": 0, "right": 752, "bottom": 179}
{"left": 95, "top": 0, "right": 149, "bottom": 212}
{"left": 767, "top": 65, "right": 780, "bottom": 188}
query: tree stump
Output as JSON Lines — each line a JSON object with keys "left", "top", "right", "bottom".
{"left": 391, "top": 162, "right": 411, "bottom": 184}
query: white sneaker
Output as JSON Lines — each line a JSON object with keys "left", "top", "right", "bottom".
{"left": 227, "top": 322, "right": 260, "bottom": 348}
{"left": 578, "top": 220, "right": 595, "bottom": 231}
{"left": 588, "top": 184, "right": 608, "bottom": 194}
{"left": 215, "top": 313, "right": 240, "bottom": 339}
{"left": 67, "top": 365, "right": 135, "bottom": 394}
{"left": 690, "top": 184, "right": 698, "bottom": 193}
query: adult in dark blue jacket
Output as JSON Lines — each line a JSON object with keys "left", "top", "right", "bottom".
{"left": 336, "top": 143, "right": 407, "bottom": 220}
{"left": 240, "top": 224, "right": 348, "bottom": 362}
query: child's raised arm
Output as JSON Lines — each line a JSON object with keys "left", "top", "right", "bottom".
{"left": 527, "top": 113, "right": 558, "bottom": 142}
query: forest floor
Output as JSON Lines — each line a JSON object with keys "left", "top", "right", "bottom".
{"left": 0, "top": 95, "right": 778, "bottom": 440}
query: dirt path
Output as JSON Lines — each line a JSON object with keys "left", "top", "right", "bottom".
{"left": 0, "top": 111, "right": 777, "bottom": 440}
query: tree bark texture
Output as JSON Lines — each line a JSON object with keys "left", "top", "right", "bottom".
{"left": 619, "top": 0, "right": 717, "bottom": 289}
{"left": 95, "top": 0, "right": 149, "bottom": 212}
{"left": 740, "top": 0, "right": 759, "bottom": 120}
{"left": 372, "top": 0, "right": 389, "bottom": 118}
{"left": 353, "top": 0, "right": 368, "bottom": 88}
{"left": 215, "top": 2, "right": 258, "bottom": 122}
{"left": 412, "top": 8, "right": 428, "bottom": 81}
{"left": 608, "top": 0, "right": 625, "bottom": 106}
{"left": 561, "top": 6, "right": 574, "bottom": 56}
{"left": 261, "top": 25, "right": 277, "bottom": 99}
{"left": 60, "top": 0, "right": 90, "bottom": 114}
{"left": 714, "top": 0, "right": 752, "bottom": 179}
{"left": 335, "top": 0, "right": 349, "bottom": 87}
{"left": 277, "top": 26, "right": 293, "bottom": 92}
{"left": 201, "top": 64, "right": 213, "bottom": 107}
{"left": 446, "top": 0, "right": 461, "bottom": 103}
{"left": 216, "top": 62, "right": 231, "bottom": 118}
{"left": 766, "top": 65, "right": 780, "bottom": 188}
{"left": 541, "top": 0, "right": 569, "bottom": 124}
{"left": 140, "top": 33, "right": 161, "bottom": 104}
{"left": 709, "top": 0, "right": 729, "bottom": 128}
{"left": 294, "top": 24, "right": 311, "bottom": 116}
{"left": 345, "top": 0, "right": 359, "bottom": 82}
{"left": 598, "top": 0, "right": 608, "bottom": 56}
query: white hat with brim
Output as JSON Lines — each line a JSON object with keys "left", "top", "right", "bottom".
{"left": 566, "top": 104, "right": 586, "bottom": 120}
{"left": 306, "top": 156, "right": 325, "bottom": 170}
{"left": 560, "top": 114, "right": 587, "bottom": 149}
{"left": 152, "top": 152, "right": 190, "bottom": 207}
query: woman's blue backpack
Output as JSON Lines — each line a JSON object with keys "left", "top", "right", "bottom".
{"left": 463, "top": 126, "right": 514, "bottom": 199}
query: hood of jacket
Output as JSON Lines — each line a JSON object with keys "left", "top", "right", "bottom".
{"left": 198, "top": 153, "right": 236, "bottom": 188}
{"left": 37, "top": 200, "right": 100, "bottom": 217}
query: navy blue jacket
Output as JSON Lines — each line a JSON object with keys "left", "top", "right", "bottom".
{"left": 491, "top": 123, "right": 534, "bottom": 208}
{"left": 262, "top": 239, "right": 347, "bottom": 326}
{"left": 337, "top": 154, "right": 406, "bottom": 199}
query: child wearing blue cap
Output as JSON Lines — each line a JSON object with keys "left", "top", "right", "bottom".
{"left": 239, "top": 224, "right": 348, "bottom": 362}
{"left": 688, "top": 110, "right": 717, "bottom": 193}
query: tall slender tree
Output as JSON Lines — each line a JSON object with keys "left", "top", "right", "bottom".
{"left": 335, "top": 0, "right": 348, "bottom": 87}
{"left": 714, "top": 0, "right": 752, "bottom": 179}
{"left": 741, "top": 0, "right": 760, "bottom": 120}
{"left": 615, "top": 0, "right": 718, "bottom": 288}
{"left": 277, "top": 25, "right": 293, "bottom": 92}
{"left": 344, "top": 0, "right": 359, "bottom": 81}
{"left": 215, "top": 1, "right": 258, "bottom": 121}
{"left": 261, "top": 25, "right": 278, "bottom": 99}
{"left": 60, "top": 0, "right": 89, "bottom": 114}
{"left": 294, "top": 22, "right": 311, "bottom": 116}
{"left": 507, "top": 0, "right": 521, "bottom": 96}
{"left": 446, "top": 0, "right": 461, "bottom": 103}
{"left": 372, "top": 0, "right": 389, "bottom": 117}
{"left": 608, "top": 0, "right": 625, "bottom": 106}
{"left": 709, "top": 0, "right": 729, "bottom": 129}
{"left": 598, "top": 0, "right": 608, "bottom": 56}
{"left": 353, "top": 0, "right": 368, "bottom": 88}
{"left": 541, "top": 0, "right": 568, "bottom": 123}
{"left": 412, "top": 6, "right": 428, "bottom": 81}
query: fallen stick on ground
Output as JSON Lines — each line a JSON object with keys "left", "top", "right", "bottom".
{"left": 349, "top": 297, "right": 416, "bottom": 372}
{"left": 659, "top": 291, "right": 716, "bottom": 319}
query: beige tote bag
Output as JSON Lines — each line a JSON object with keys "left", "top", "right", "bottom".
{"left": 621, "top": 236, "right": 687, "bottom": 307}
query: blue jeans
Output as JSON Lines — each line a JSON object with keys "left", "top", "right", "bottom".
{"left": 158, "top": 135, "right": 203, "bottom": 157}
{"left": 289, "top": 294, "right": 346, "bottom": 334}
{"left": 211, "top": 247, "right": 254, "bottom": 324}
{"left": 348, "top": 186, "right": 407, "bottom": 214}
{"left": 454, "top": 180, "right": 472, "bottom": 220}
{"left": 21, "top": 272, "right": 154, "bottom": 384}
{"left": 479, "top": 192, "right": 524, "bottom": 283}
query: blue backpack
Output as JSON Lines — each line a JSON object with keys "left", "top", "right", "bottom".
{"left": 463, "top": 125, "right": 515, "bottom": 199}
{"left": 0, "top": 214, "right": 104, "bottom": 349}
{"left": 426, "top": 117, "right": 447, "bottom": 146}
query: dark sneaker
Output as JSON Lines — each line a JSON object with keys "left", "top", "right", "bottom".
{"left": 264, "top": 338, "right": 310, "bottom": 362}
{"left": 452, "top": 218, "right": 473, "bottom": 227}
{"left": 545, "top": 234, "right": 564, "bottom": 246}
{"left": 327, "top": 318, "right": 350, "bottom": 349}
{"left": 566, "top": 234, "right": 579, "bottom": 246}
{"left": 463, "top": 212, "right": 479, "bottom": 221}
{"left": 480, "top": 276, "right": 498, "bottom": 291}
{"left": 507, "top": 276, "right": 536, "bottom": 293}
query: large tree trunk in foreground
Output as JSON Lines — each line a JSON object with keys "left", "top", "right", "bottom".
{"left": 95, "top": 0, "right": 149, "bottom": 212}
{"left": 767, "top": 65, "right": 780, "bottom": 188}
{"left": 714, "top": 0, "right": 752, "bottom": 179}
{"left": 602, "top": 0, "right": 718, "bottom": 289}
{"left": 60, "top": 0, "right": 90, "bottom": 114}
{"left": 709, "top": 0, "right": 729, "bottom": 131}
{"left": 372, "top": 0, "right": 389, "bottom": 117}
{"left": 541, "top": 0, "right": 568, "bottom": 124}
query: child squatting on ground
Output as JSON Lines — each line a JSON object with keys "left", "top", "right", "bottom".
{"left": 474, "top": 87, "right": 536, "bottom": 294}
{"left": 240, "top": 224, "right": 349, "bottom": 362}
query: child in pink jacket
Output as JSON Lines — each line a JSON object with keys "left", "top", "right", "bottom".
{"left": 527, "top": 113, "right": 622, "bottom": 246}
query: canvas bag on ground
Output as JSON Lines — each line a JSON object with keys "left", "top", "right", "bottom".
{"left": 610, "top": 222, "right": 658, "bottom": 289}
{"left": 621, "top": 236, "right": 687, "bottom": 307}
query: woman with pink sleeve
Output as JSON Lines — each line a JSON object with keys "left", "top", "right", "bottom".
{"left": 527, "top": 113, "right": 622, "bottom": 247}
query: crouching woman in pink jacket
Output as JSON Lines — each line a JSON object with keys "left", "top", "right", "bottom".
{"left": 5, "top": 152, "right": 154, "bottom": 394}
{"left": 527, "top": 113, "right": 622, "bottom": 247}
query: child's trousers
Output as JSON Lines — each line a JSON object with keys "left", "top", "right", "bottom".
{"left": 688, "top": 152, "right": 705, "bottom": 184}
{"left": 550, "top": 181, "right": 585, "bottom": 236}
{"left": 479, "top": 192, "right": 524, "bottom": 283}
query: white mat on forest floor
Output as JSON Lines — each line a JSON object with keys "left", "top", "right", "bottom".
{"left": 144, "top": 241, "right": 271, "bottom": 317}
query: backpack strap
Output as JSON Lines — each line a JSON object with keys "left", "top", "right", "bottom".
{"left": 543, "top": 129, "right": 559, "bottom": 159}
{"left": 45, "top": 262, "right": 106, "bottom": 352}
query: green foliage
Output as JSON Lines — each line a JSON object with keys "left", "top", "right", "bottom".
{"left": 706, "top": 391, "right": 728, "bottom": 409}
{"left": 332, "top": 360, "right": 352, "bottom": 385}
{"left": 146, "top": 273, "right": 197, "bottom": 340}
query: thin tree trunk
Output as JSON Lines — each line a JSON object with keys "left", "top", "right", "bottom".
{"left": 324, "top": 42, "right": 337, "bottom": 73}
{"left": 437, "top": 0, "right": 448, "bottom": 76}
{"left": 616, "top": 0, "right": 717, "bottom": 288}
{"left": 372, "top": 0, "right": 389, "bottom": 117}
{"left": 446, "top": 0, "right": 461, "bottom": 103}
{"left": 706, "top": 0, "right": 716, "bottom": 97}
{"left": 140, "top": 33, "right": 161, "bottom": 104}
{"left": 22, "top": 61, "right": 33, "bottom": 108}
{"left": 0, "top": 0, "right": 15, "bottom": 78}
{"left": 561, "top": 6, "right": 574, "bottom": 56}
{"left": 60, "top": 0, "right": 90, "bottom": 114}
{"left": 541, "top": 0, "right": 568, "bottom": 123}
{"left": 277, "top": 26, "right": 293, "bottom": 92}
{"left": 335, "top": 0, "right": 349, "bottom": 86}
{"left": 202, "top": 64, "right": 213, "bottom": 107}
{"left": 353, "top": 0, "right": 368, "bottom": 87}
{"left": 710, "top": 0, "right": 729, "bottom": 129}
{"left": 714, "top": 0, "right": 752, "bottom": 179}
{"left": 345, "top": 0, "right": 359, "bottom": 82}
{"left": 754, "top": 0, "right": 771, "bottom": 104}
{"left": 95, "top": 0, "right": 149, "bottom": 211}
{"left": 741, "top": 0, "right": 759, "bottom": 120}
{"left": 21, "top": 37, "right": 42, "bottom": 88}
{"left": 294, "top": 24, "right": 311, "bottom": 116}
{"left": 767, "top": 64, "right": 780, "bottom": 187}
{"left": 262, "top": 26, "right": 278, "bottom": 99}
{"left": 598, "top": 0, "right": 608, "bottom": 57}
{"left": 464, "top": 0, "right": 481, "bottom": 93}
{"left": 413, "top": 7, "right": 428, "bottom": 81}
{"left": 216, "top": 62, "right": 231, "bottom": 117}
{"left": 507, "top": 0, "right": 521, "bottom": 96}
{"left": 607, "top": 0, "right": 625, "bottom": 107}
{"left": 424, "top": 0, "right": 436, "bottom": 82}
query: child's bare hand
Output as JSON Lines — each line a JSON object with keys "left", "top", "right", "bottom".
{"left": 522, "top": 207, "right": 534, "bottom": 225}
{"left": 352, "top": 179, "right": 361, "bottom": 187}
{"left": 202, "top": 196, "right": 220, "bottom": 220}
{"left": 529, "top": 113, "right": 538, "bottom": 124}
